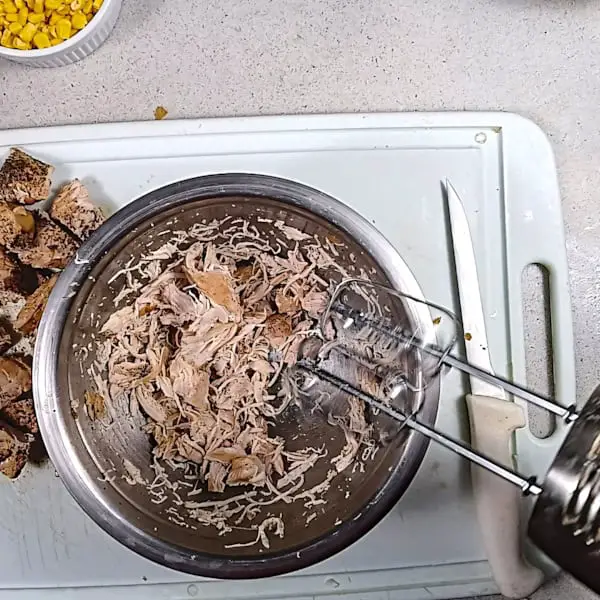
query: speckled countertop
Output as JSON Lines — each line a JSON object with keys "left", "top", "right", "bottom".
{"left": 1, "top": 0, "right": 599, "bottom": 598}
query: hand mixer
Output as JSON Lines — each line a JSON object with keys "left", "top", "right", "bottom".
{"left": 290, "top": 184, "right": 600, "bottom": 598}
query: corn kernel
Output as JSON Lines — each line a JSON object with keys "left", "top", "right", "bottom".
{"left": 56, "top": 4, "right": 67, "bottom": 13}
{"left": 55, "top": 16, "right": 69, "bottom": 37}
{"left": 69, "top": 0, "right": 80, "bottom": 8}
{"left": 91, "top": 0, "right": 101, "bottom": 9}
{"left": 4, "top": 11, "right": 17, "bottom": 19}
{"left": 25, "top": 0, "right": 33, "bottom": 7}
{"left": 48, "top": 23, "right": 55, "bottom": 35}
{"left": 17, "top": 6, "right": 26, "bottom": 23}
{"left": 0, "top": 28, "right": 12, "bottom": 46}
{"left": 70, "top": 9, "right": 84, "bottom": 27}
{"left": 14, "top": 0, "right": 24, "bottom": 7}
{"left": 49, "top": 36, "right": 60, "bottom": 44}
{"left": 48, "top": 10, "right": 58, "bottom": 22}
{"left": 4, "top": 2, "right": 17, "bottom": 13}
{"left": 18, "top": 20, "right": 35, "bottom": 40}
{"left": 12, "top": 35, "right": 30, "bottom": 48}
{"left": 82, "top": 0, "right": 90, "bottom": 12}
{"left": 27, "top": 10, "right": 43, "bottom": 21}
{"left": 32, "top": 29, "right": 48, "bottom": 46}
{"left": 39, "top": 21, "right": 47, "bottom": 31}
{"left": 7, "top": 20, "right": 21, "bottom": 31}
{"left": 32, "top": 0, "right": 42, "bottom": 11}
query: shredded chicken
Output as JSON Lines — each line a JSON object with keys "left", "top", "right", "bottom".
{"left": 92, "top": 216, "right": 378, "bottom": 544}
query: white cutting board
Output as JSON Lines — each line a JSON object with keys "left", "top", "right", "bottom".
{"left": 0, "top": 113, "right": 574, "bottom": 600}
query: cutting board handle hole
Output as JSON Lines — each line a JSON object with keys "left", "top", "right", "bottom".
{"left": 521, "top": 263, "right": 556, "bottom": 439}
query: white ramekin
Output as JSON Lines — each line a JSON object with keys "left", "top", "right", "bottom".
{"left": 0, "top": 0, "right": 121, "bottom": 67}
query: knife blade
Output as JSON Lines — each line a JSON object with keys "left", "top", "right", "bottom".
{"left": 445, "top": 179, "right": 504, "bottom": 399}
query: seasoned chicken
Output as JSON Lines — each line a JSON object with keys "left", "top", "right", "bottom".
{"left": 0, "top": 202, "right": 35, "bottom": 247}
{"left": 0, "top": 421, "right": 30, "bottom": 479}
{"left": 49, "top": 179, "right": 105, "bottom": 240}
{"left": 0, "top": 148, "right": 54, "bottom": 205}
{"left": 1, "top": 397, "right": 38, "bottom": 435}
{"left": 15, "top": 273, "right": 59, "bottom": 334}
{"left": 0, "top": 357, "right": 31, "bottom": 410}
{"left": 12, "top": 212, "right": 78, "bottom": 269}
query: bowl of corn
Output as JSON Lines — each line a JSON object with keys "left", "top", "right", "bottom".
{"left": 0, "top": 0, "right": 121, "bottom": 67}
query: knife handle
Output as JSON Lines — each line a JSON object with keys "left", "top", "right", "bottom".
{"left": 466, "top": 394, "right": 544, "bottom": 599}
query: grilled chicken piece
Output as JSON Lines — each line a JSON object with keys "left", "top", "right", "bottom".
{"left": 13, "top": 212, "right": 78, "bottom": 269}
{"left": 0, "top": 202, "right": 35, "bottom": 247}
{"left": 14, "top": 273, "right": 59, "bottom": 334}
{"left": 1, "top": 397, "right": 38, "bottom": 435}
{"left": 0, "top": 358, "right": 31, "bottom": 410}
{"left": 0, "top": 421, "right": 30, "bottom": 479}
{"left": 49, "top": 179, "right": 105, "bottom": 240}
{"left": 0, "top": 148, "right": 54, "bottom": 205}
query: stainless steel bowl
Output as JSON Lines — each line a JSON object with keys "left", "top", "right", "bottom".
{"left": 33, "top": 173, "right": 440, "bottom": 578}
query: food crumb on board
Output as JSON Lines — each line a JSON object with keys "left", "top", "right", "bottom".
{"left": 154, "top": 106, "right": 168, "bottom": 120}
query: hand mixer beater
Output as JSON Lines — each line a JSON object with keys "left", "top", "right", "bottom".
{"left": 290, "top": 278, "right": 600, "bottom": 596}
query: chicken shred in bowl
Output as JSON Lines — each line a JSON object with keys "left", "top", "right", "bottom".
{"left": 88, "top": 215, "right": 380, "bottom": 546}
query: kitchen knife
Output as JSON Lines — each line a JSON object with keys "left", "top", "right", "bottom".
{"left": 445, "top": 180, "right": 544, "bottom": 599}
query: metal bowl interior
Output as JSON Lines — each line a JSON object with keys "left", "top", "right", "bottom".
{"left": 34, "top": 174, "right": 439, "bottom": 578}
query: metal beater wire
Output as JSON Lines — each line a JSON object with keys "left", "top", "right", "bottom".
{"left": 323, "top": 280, "right": 578, "bottom": 424}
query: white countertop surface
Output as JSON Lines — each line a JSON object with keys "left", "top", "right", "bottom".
{"left": 1, "top": 0, "right": 599, "bottom": 598}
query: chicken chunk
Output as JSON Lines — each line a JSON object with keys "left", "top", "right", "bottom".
{"left": 0, "top": 358, "right": 31, "bottom": 410}
{"left": 1, "top": 397, "right": 38, "bottom": 435}
{"left": 49, "top": 179, "right": 105, "bottom": 240}
{"left": 14, "top": 273, "right": 59, "bottom": 334}
{"left": 0, "top": 148, "right": 54, "bottom": 206}
{"left": 0, "top": 202, "right": 35, "bottom": 247}
{"left": 0, "top": 421, "right": 30, "bottom": 479}
{"left": 13, "top": 212, "right": 78, "bottom": 269}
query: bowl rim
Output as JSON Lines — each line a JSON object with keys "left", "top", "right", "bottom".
{"left": 33, "top": 173, "right": 440, "bottom": 578}
{"left": 0, "top": 0, "right": 116, "bottom": 58}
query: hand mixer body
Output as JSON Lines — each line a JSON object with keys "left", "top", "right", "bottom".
{"left": 528, "top": 384, "right": 600, "bottom": 593}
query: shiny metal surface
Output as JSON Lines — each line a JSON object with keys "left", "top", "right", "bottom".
{"left": 445, "top": 180, "right": 504, "bottom": 400}
{"left": 32, "top": 173, "right": 440, "bottom": 578}
{"left": 529, "top": 385, "right": 600, "bottom": 593}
